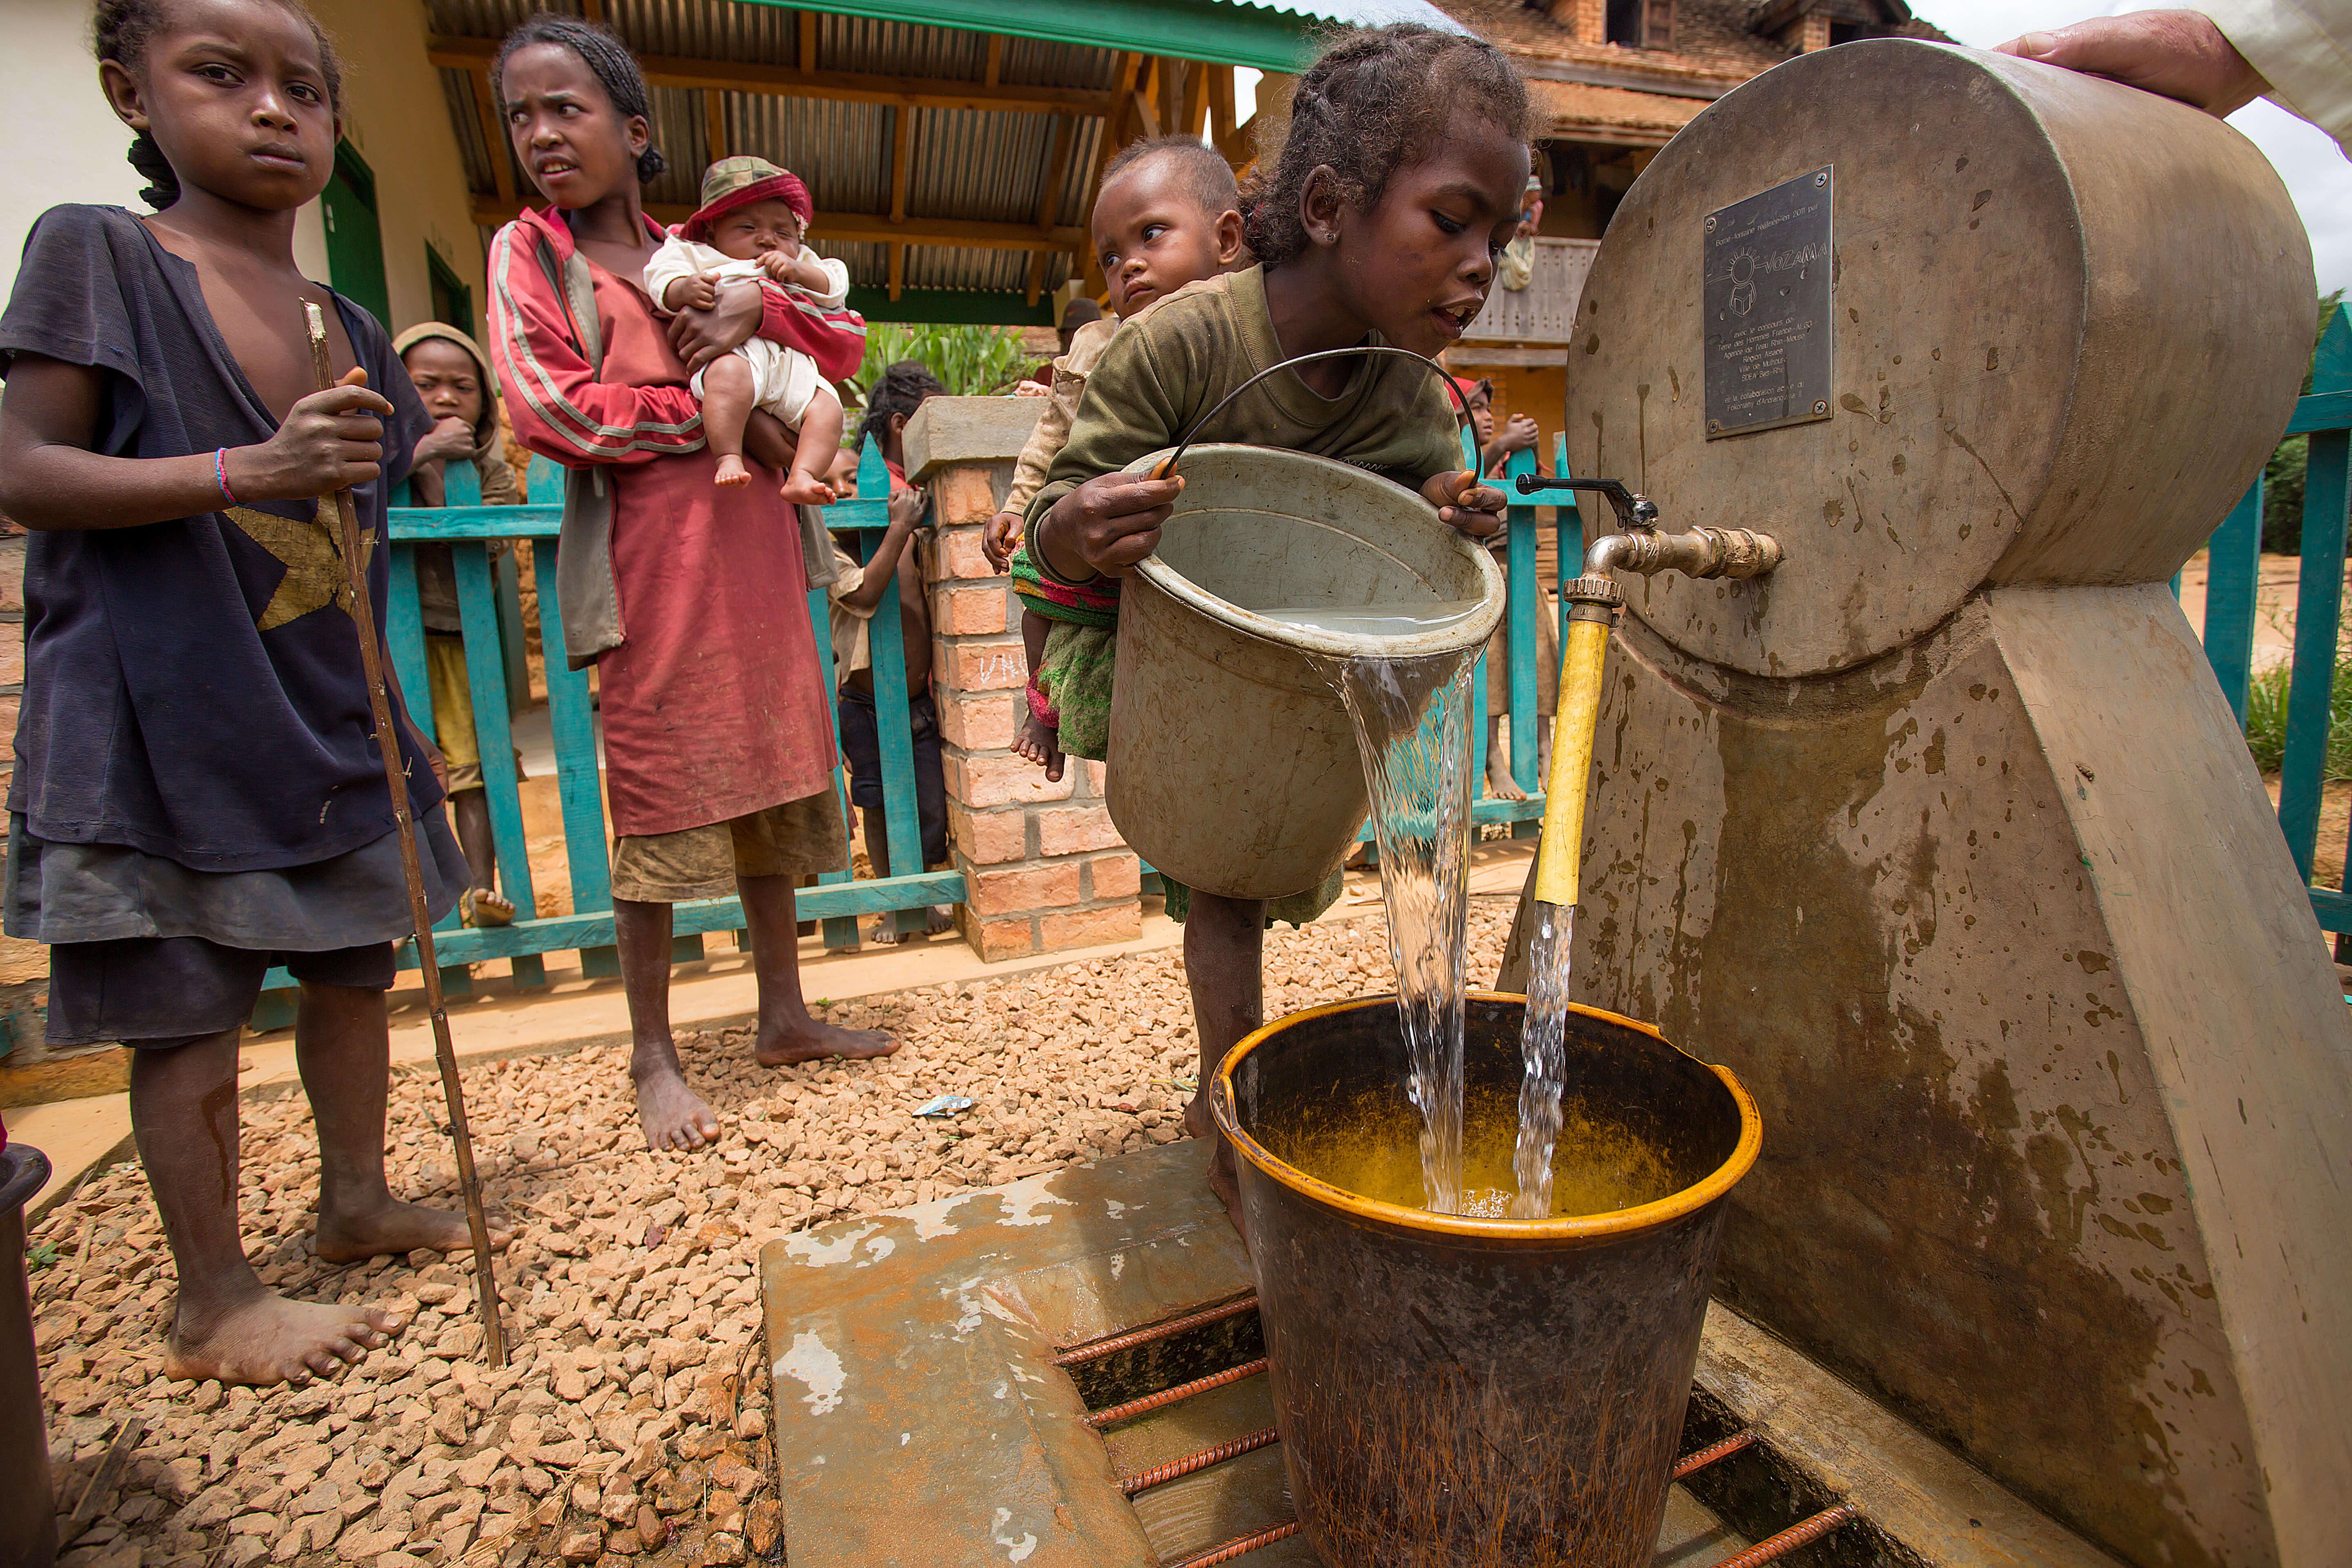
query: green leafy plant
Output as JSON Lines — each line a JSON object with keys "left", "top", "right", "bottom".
{"left": 24, "top": 1240, "right": 60, "bottom": 1273}
{"left": 2261, "top": 289, "right": 2343, "bottom": 554}
{"left": 852, "top": 323, "right": 1036, "bottom": 401}
{"left": 2243, "top": 655, "right": 2352, "bottom": 782}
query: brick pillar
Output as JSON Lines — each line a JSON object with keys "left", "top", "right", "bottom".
{"left": 1550, "top": 0, "right": 1605, "bottom": 39}
{"left": 904, "top": 399, "right": 1146, "bottom": 960}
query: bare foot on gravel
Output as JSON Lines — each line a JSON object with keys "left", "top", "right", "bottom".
{"left": 1013, "top": 710, "right": 1064, "bottom": 782}
{"left": 755, "top": 1018, "right": 900, "bottom": 1067}
{"left": 1184, "top": 1094, "right": 1247, "bottom": 1236}
{"left": 166, "top": 1292, "right": 403, "bottom": 1387}
{"left": 316, "top": 1198, "right": 510, "bottom": 1264}
{"left": 1183, "top": 1090, "right": 1215, "bottom": 1143}
{"left": 635, "top": 1064, "right": 723, "bottom": 1151}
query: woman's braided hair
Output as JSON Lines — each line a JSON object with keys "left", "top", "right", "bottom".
{"left": 94, "top": 0, "right": 345, "bottom": 211}
{"left": 857, "top": 361, "right": 947, "bottom": 454}
{"left": 1242, "top": 24, "right": 1530, "bottom": 269}
{"left": 492, "top": 13, "right": 666, "bottom": 185}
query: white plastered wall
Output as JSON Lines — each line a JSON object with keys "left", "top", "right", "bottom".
{"left": 0, "top": 0, "right": 483, "bottom": 343}
{"left": 311, "top": 0, "right": 487, "bottom": 339}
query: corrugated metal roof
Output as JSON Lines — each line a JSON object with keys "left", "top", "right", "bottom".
{"left": 726, "top": 95, "right": 896, "bottom": 214}
{"left": 425, "top": 0, "right": 1351, "bottom": 306}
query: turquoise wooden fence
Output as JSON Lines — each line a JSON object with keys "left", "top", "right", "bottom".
{"left": 2198, "top": 303, "right": 2352, "bottom": 935}
{"left": 1348, "top": 436, "right": 1579, "bottom": 864}
{"left": 252, "top": 437, "right": 960, "bottom": 1025}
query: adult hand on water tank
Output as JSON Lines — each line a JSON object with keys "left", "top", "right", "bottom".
{"left": 1995, "top": 11, "right": 2267, "bottom": 118}
{"left": 1038, "top": 470, "right": 1184, "bottom": 581}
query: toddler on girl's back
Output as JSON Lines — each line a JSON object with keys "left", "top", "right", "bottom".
{"left": 1018, "top": 24, "right": 1531, "bottom": 1227}
{"left": 987, "top": 136, "right": 1251, "bottom": 781}
{"left": 643, "top": 156, "right": 854, "bottom": 504}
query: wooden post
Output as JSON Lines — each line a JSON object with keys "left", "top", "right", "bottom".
{"left": 469, "top": 72, "right": 513, "bottom": 208}
{"left": 704, "top": 89, "right": 728, "bottom": 163}
{"left": 1207, "top": 65, "right": 1236, "bottom": 156}
{"left": 1180, "top": 60, "right": 1209, "bottom": 138}
{"left": 302, "top": 304, "right": 506, "bottom": 1368}
{"left": 889, "top": 105, "right": 913, "bottom": 303}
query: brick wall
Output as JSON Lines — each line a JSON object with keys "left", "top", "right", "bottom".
{"left": 905, "top": 398, "right": 1146, "bottom": 961}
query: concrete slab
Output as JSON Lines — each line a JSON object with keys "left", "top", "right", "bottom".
{"left": 5, "top": 1094, "right": 133, "bottom": 1223}
{"left": 762, "top": 1138, "right": 2109, "bottom": 1568}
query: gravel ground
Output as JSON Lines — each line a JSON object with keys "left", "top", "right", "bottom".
{"left": 24, "top": 900, "right": 1513, "bottom": 1568}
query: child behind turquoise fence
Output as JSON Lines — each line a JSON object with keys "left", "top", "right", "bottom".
{"left": 1021, "top": 23, "right": 1531, "bottom": 1227}
{"left": 395, "top": 321, "right": 522, "bottom": 927}
{"left": 987, "top": 136, "right": 1249, "bottom": 783}
{"left": 0, "top": 0, "right": 504, "bottom": 1386}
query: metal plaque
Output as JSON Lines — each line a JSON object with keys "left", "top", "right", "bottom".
{"left": 1704, "top": 166, "right": 1833, "bottom": 439}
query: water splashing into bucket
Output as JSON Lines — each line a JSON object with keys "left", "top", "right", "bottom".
{"left": 1328, "top": 651, "right": 1479, "bottom": 1215}
{"left": 1511, "top": 901, "right": 1574, "bottom": 1218}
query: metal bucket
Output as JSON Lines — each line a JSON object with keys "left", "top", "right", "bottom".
{"left": 1212, "top": 994, "right": 1762, "bottom": 1568}
{"left": 1, "top": 1142, "right": 57, "bottom": 1568}
{"left": 1105, "top": 445, "right": 1501, "bottom": 902}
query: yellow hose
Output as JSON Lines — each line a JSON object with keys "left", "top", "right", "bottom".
{"left": 1532, "top": 616, "right": 1613, "bottom": 909}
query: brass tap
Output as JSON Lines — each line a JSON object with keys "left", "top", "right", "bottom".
{"left": 1512, "top": 476, "right": 1782, "bottom": 609}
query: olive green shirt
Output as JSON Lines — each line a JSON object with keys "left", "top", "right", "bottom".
{"left": 1025, "top": 265, "right": 1463, "bottom": 529}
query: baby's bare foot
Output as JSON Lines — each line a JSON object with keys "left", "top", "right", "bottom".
{"left": 1485, "top": 765, "right": 1528, "bottom": 803}
{"left": 756, "top": 1017, "right": 900, "bottom": 1067}
{"left": 780, "top": 473, "right": 837, "bottom": 507}
{"left": 167, "top": 1292, "right": 403, "bottom": 1388}
{"left": 317, "top": 1197, "right": 510, "bottom": 1263}
{"left": 1013, "top": 711, "right": 1065, "bottom": 782}
{"left": 714, "top": 454, "right": 753, "bottom": 488}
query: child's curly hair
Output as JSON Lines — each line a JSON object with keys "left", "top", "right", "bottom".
{"left": 1243, "top": 24, "right": 1531, "bottom": 269}
{"left": 857, "top": 361, "right": 948, "bottom": 454}
{"left": 492, "top": 13, "right": 667, "bottom": 185}
{"left": 94, "top": 0, "right": 345, "bottom": 211}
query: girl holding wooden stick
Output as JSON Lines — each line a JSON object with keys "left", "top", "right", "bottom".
{"left": 0, "top": 0, "right": 507, "bottom": 1385}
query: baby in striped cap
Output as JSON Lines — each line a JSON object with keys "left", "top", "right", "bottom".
{"left": 645, "top": 155, "right": 864, "bottom": 503}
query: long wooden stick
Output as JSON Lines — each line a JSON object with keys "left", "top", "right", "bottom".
{"left": 303, "top": 303, "right": 507, "bottom": 1367}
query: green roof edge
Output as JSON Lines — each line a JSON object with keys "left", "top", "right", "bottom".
{"left": 787, "top": 0, "right": 1324, "bottom": 73}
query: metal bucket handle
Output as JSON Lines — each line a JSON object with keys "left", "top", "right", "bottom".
{"left": 1155, "top": 344, "right": 1475, "bottom": 480}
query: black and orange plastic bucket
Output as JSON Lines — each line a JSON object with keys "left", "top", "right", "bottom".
{"left": 1211, "top": 993, "right": 1760, "bottom": 1568}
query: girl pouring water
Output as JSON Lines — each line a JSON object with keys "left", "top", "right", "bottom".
{"left": 1023, "top": 24, "right": 1531, "bottom": 1225}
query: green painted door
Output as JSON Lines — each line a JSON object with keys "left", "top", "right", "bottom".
{"left": 321, "top": 141, "right": 390, "bottom": 327}
{"left": 426, "top": 246, "right": 475, "bottom": 341}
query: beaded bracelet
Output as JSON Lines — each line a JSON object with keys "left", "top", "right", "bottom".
{"left": 213, "top": 448, "right": 240, "bottom": 507}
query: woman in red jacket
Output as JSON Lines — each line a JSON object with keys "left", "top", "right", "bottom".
{"left": 487, "top": 15, "right": 895, "bottom": 1152}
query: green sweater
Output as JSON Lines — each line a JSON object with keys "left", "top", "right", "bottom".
{"left": 1024, "top": 265, "right": 1464, "bottom": 529}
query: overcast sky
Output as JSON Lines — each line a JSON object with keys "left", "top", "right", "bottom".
{"left": 1910, "top": 0, "right": 2351, "bottom": 296}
